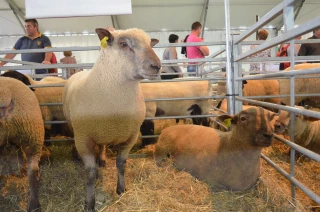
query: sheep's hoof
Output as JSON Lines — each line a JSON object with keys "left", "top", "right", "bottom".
{"left": 84, "top": 199, "right": 95, "bottom": 212}
{"left": 116, "top": 187, "right": 126, "bottom": 195}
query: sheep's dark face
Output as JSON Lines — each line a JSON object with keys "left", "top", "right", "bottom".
{"left": 236, "top": 107, "right": 275, "bottom": 147}
{"left": 1, "top": 71, "right": 35, "bottom": 91}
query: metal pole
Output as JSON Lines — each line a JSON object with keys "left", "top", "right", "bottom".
{"left": 201, "top": 0, "right": 209, "bottom": 38}
{"left": 10, "top": 5, "right": 26, "bottom": 34}
{"left": 284, "top": 0, "right": 296, "bottom": 203}
{"left": 224, "top": 0, "right": 234, "bottom": 115}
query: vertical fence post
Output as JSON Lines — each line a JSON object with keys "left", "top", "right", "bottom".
{"left": 284, "top": 0, "right": 296, "bottom": 204}
{"left": 224, "top": 0, "right": 234, "bottom": 115}
{"left": 233, "top": 40, "right": 243, "bottom": 114}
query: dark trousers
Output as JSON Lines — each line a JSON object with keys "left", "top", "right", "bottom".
{"left": 161, "top": 73, "right": 180, "bottom": 80}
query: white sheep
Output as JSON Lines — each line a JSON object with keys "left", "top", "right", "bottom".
{"left": 0, "top": 77, "right": 44, "bottom": 212}
{"left": 279, "top": 63, "right": 320, "bottom": 106}
{"left": 274, "top": 107, "right": 320, "bottom": 155}
{"left": 154, "top": 107, "right": 275, "bottom": 191}
{"left": 62, "top": 28, "right": 161, "bottom": 211}
{"left": 140, "top": 79, "right": 212, "bottom": 147}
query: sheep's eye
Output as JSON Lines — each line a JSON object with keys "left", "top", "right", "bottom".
{"left": 240, "top": 117, "right": 246, "bottom": 122}
{"left": 120, "top": 42, "right": 128, "bottom": 47}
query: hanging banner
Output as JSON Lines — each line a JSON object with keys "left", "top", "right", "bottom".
{"left": 25, "top": 0, "right": 132, "bottom": 18}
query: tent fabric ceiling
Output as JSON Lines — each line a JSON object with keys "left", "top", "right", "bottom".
{"left": 0, "top": 0, "right": 319, "bottom": 36}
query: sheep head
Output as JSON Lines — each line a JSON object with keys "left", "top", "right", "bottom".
{"left": 217, "top": 107, "right": 275, "bottom": 147}
{"left": 95, "top": 28, "right": 161, "bottom": 80}
{"left": 274, "top": 107, "right": 316, "bottom": 135}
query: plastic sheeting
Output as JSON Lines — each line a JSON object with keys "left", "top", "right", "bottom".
{"left": 25, "top": 0, "right": 132, "bottom": 18}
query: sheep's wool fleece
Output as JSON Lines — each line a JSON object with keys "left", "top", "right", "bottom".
{"left": 280, "top": 63, "right": 320, "bottom": 105}
{"left": 63, "top": 29, "right": 152, "bottom": 147}
{"left": 0, "top": 77, "right": 44, "bottom": 152}
{"left": 141, "top": 80, "right": 212, "bottom": 117}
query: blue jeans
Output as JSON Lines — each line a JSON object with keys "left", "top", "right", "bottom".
{"left": 187, "top": 66, "right": 197, "bottom": 77}
{"left": 35, "top": 69, "right": 48, "bottom": 81}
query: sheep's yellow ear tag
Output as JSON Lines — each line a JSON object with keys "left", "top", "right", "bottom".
{"left": 100, "top": 36, "right": 108, "bottom": 49}
{"left": 223, "top": 118, "right": 232, "bottom": 128}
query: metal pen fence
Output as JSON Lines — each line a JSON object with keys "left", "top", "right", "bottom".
{"left": 225, "top": 0, "right": 320, "bottom": 205}
{"left": 0, "top": 0, "right": 319, "bottom": 206}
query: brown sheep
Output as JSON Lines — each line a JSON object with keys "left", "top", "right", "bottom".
{"left": 279, "top": 63, "right": 320, "bottom": 106}
{"left": 154, "top": 107, "right": 275, "bottom": 191}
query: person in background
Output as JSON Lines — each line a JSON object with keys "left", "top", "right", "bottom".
{"left": 49, "top": 52, "right": 58, "bottom": 75}
{"left": 60, "top": 51, "right": 77, "bottom": 78}
{"left": 0, "top": 19, "right": 52, "bottom": 80}
{"left": 161, "top": 34, "right": 183, "bottom": 80}
{"left": 186, "top": 21, "right": 209, "bottom": 77}
{"left": 287, "top": 36, "right": 302, "bottom": 57}
{"left": 249, "top": 29, "right": 271, "bottom": 74}
{"left": 298, "top": 28, "right": 320, "bottom": 63}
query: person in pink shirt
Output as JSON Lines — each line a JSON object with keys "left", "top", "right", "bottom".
{"left": 186, "top": 21, "right": 209, "bottom": 76}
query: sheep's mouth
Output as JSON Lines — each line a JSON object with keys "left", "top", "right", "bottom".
{"left": 140, "top": 72, "right": 159, "bottom": 80}
{"left": 255, "top": 135, "right": 274, "bottom": 147}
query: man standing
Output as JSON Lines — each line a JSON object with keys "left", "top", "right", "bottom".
{"left": 186, "top": 21, "right": 209, "bottom": 76}
{"left": 0, "top": 19, "right": 52, "bottom": 78}
{"left": 298, "top": 28, "right": 320, "bottom": 63}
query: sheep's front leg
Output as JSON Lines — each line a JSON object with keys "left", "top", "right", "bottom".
{"left": 25, "top": 150, "right": 41, "bottom": 212}
{"left": 76, "top": 137, "right": 97, "bottom": 212}
{"left": 116, "top": 133, "right": 138, "bottom": 195}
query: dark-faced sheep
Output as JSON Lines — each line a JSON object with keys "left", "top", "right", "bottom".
{"left": 0, "top": 77, "right": 44, "bottom": 212}
{"left": 62, "top": 28, "right": 161, "bottom": 211}
{"left": 154, "top": 107, "right": 275, "bottom": 191}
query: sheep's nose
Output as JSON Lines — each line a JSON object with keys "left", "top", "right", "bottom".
{"left": 150, "top": 64, "right": 161, "bottom": 72}
{"left": 274, "top": 124, "right": 281, "bottom": 130}
{"left": 263, "top": 133, "right": 273, "bottom": 140}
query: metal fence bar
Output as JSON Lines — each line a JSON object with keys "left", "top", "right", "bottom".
{"left": 236, "top": 97, "right": 320, "bottom": 119}
{"left": 241, "top": 56, "right": 320, "bottom": 63}
{"left": 234, "top": 0, "right": 294, "bottom": 44}
{"left": 235, "top": 16, "right": 320, "bottom": 62}
{"left": 239, "top": 67, "right": 320, "bottom": 80}
{"left": 145, "top": 114, "right": 217, "bottom": 121}
{"left": 274, "top": 135, "right": 320, "bottom": 162}
{"left": 261, "top": 154, "right": 320, "bottom": 205}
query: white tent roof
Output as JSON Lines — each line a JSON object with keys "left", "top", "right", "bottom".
{"left": 0, "top": 0, "right": 319, "bottom": 36}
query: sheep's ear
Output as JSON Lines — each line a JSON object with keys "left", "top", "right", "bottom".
{"left": 151, "top": 38, "right": 159, "bottom": 47}
{"left": 95, "top": 28, "right": 114, "bottom": 44}
{"left": 216, "top": 114, "right": 235, "bottom": 128}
